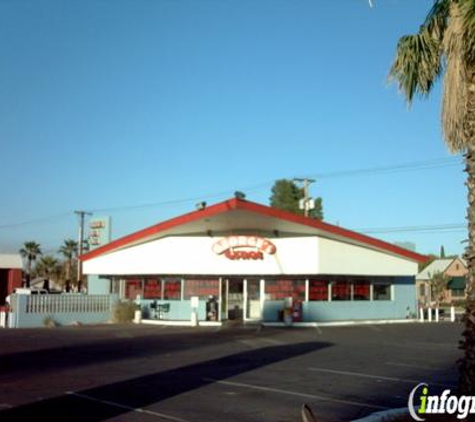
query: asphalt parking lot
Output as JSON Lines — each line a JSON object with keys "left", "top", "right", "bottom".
{"left": 0, "top": 322, "right": 462, "bottom": 422}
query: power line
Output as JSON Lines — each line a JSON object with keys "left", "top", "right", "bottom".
{"left": 310, "top": 157, "right": 461, "bottom": 180}
{"left": 0, "top": 157, "right": 463, "bottom": 229}
{"left": 91, "top": 157, "right": 462, "bottom": 214}
{"left": 358, "top": 223, "right": 466, "bottom": 234}
{"left": 0, "top": 212, "right": 71, "bottom": 229}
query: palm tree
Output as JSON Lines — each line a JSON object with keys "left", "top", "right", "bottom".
{"left": 19, "top": 241, "right": 42, "bottom": 288}
{"left": 429, "top": 271, "right": 449, "bottom": 307}
{"left": 35, "top": 255, "right": 59, "bottom": 291}
{"left": 389, "top": 0, "right": 475, "bottom": 393}
{"left": 59, "top": 239, "right": 78, "bottom": 293}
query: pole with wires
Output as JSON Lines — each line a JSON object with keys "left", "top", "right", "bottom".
{"left": 75, "top": 210, "right": 92, "bottom": 292}
{"left": 294, "top": 178, "right": 316, "bottom": 217}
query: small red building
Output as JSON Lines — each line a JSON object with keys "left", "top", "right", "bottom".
{"left": 0, "top": 254, "right": 23, "bottom": 308}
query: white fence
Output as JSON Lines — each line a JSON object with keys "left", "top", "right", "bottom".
{"left": 6, "top": 293, "right": 119, "bottom": 328}
{"left": 25, "top": 294, "right": 112, "bottom": 314}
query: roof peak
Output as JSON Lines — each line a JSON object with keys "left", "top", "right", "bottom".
{"left": 80, "top": 197, "right": 427, "bottom": 263}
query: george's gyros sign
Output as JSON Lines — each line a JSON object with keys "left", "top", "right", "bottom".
{"left": 212, "top": 236, "right": 276, "bottom": 260}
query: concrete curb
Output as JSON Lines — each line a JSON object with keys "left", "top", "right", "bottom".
{"left": 263, "top": 319, "right": 418, "bottom": 328}
{"left": 141, "top": 319, "right": 222, "bottom": 327}
{"left": 351, "top": 407, "right": 408, "bottom": 422}
{"left": 141, "top": 318, "right": 448, "bottom": 329}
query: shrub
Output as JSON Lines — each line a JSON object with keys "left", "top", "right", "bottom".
{"left": 452, "top": 299, "right": 466, "bottom": 308}
{"left": 112, "top": 300, "right": 139, "bottom": 323}
{"left": 43, "top": 316, "right": 58, "bottom": 328}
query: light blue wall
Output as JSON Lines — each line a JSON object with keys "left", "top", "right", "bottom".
{"left": 87, "top": 275, "right": 111, "bottom": 295}
{"left": 9, "top": 294, "right": 119, "bottom": 328}
{"left": 140, "top": 299, "right": 207, "bottom": 321}
{"left": 263, "top": 278, "right": 417, "bottom": 322}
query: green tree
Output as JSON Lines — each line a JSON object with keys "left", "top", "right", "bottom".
{"left": 429, "top": 271, "right": 448, "bottom": 307}
{"left": 389, "top": 0, "right": 475, "bottom": 393}
{"left": 59, "top": 239, "right": 78, "bottom": 293}
{"left": 35, "top": 255, "right": 60, "bottom": 291}
{"left": 270, "top": 179, "right": 323, "bottom": 220}
{"left": 19, "top": 241, "right": 42, "bottom": 288}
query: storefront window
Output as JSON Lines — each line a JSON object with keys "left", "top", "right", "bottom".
{"left": 309, "top": 280, "right": 328, "bottom": 301}
{"left": 184, "top": 279, "right": 219, "bottom": 300}
{"left": 125, "top": 278, "right": 143, "bottom": 300}
{"left": 265, "top": 280, "right": 305, "bottom": 300}
{"left": 373, "top": 283, "right": 391, "bottom": 301}
{"left": 143, "top": 279, "right": 162, "bottom": 299}
{"left": 331, "top": 281, "right": 351, "bottom": 301}
{"left": 353, "top": 281, "right": 370, "bottom": 301}
{"left": 163, "top": 279, "right": 182, "bottom": 300}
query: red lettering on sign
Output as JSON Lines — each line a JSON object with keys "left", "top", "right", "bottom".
{"left": 213, "top": 236, "right": 276, "bottom": 260}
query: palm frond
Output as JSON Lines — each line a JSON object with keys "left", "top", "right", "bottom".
{"left": 423, "top": 0, "right": 451, "bottom": 40}
{"left": 442, "top": 1, "right": 468, "bottom": 152}
{"left": 458, "top": 0, "right": 475, "bottom": 65}
{"left": 389, "top": 27, "right": 442, "bottom": 104}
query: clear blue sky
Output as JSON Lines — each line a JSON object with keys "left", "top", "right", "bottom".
{"left": 0, "top": 0, "right": 466, "bottom": 257}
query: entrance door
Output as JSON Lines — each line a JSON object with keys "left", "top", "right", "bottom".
{"left": 245, "top": 279, "right": 261, "bottom": 320}
{"left": 227, "top": 279, "right": 244, "bottom": 320}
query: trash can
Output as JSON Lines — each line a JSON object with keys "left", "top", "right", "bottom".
{"left": 133, "top": 309, "right": 142, "bottom": 324}
{"left": 206, "top": 295, "right": 218, "bottom": 321}
{"left": 283, "top": 308, "right": 293, "bottom": 326}
{"left": 292, "top": 300, "right": 303, "bottom": 323}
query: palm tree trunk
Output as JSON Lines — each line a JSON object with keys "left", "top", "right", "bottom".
{"left": 26, "top": 259, "right": 31, "bottom": 288}
{"left": 459, "top": 70, "right": 475, "bottom": 394}
{"left": 66, "top": 259, "right": 71, "bottom": 293}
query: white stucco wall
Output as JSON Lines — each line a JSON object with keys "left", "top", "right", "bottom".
{"left": 83, "top": 235, "right": 419, "bottom": 277}
{"left": 83, "top": 236, "right": 319, "bottom": 276}
{"left": 318, "top": 237, "right": 418, "bottom": 276}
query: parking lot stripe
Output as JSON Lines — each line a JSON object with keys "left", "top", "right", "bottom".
{"left": 385, "top": 362, "right": 447, "bottom": 371}
{"left": 367, "top": 325, "right": 382, "bottom": 332}
{"left": 236, "top": 339, "right": 261, "bottom": 349}
{"left": 308, "top": 367, "right": 456, "bottom": 388}
{"left": 203, "top": 378, "right": 388, "bottom": 410}
{"left": 259, "top": 337, "right": 284, "bottom": 346}
{"left": 66, "top": 392, "right": 190, "bottom": 422}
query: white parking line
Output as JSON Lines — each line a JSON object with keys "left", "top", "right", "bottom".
{"left": 66, "top": 392, "right": 190, "bottom": 422}
{"left": 0, "top": 403, "right": 12, "bottom": 409}
{"left": 236, "top": 339, "right": 261, "bottom": 349}
{"left": 259, "top": 337, "right": 284, "bottom": 346}
{"left": 203, "top": 378, "right": 388, "bottom": 410}
{"left": 367, "top": 325, "right": 382, "bottom": 332}
{"left": 307, "top": 367, "right": 456, "bottom": 388}
{"left": 385, "top": 362, "right": 446, "bottom": 371}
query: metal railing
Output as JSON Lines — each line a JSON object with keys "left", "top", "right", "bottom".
{"left": 26, "top": 294, "right": 112, "bottom": 314}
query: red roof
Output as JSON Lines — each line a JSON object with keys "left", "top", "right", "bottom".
{"left": 80, "top": 198, "right": 428, "bottom": 263}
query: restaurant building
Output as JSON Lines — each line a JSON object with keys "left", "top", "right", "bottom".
{"left": 0, "top": 254, "right": 22, "bottom": 307}
{"left": 81, "top": 197, "right": 427, "bottom": 324}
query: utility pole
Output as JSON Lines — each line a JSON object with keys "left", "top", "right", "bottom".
{"left": 75, "top": 210, "right": 92, "bottom": 292}
{"left": 293, "top": 178, "right": 315, "bottom": 217}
